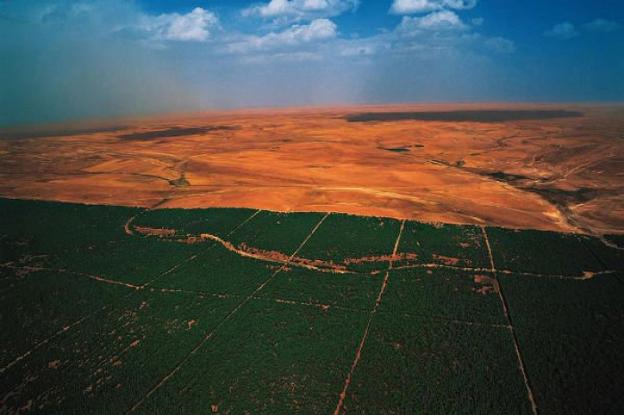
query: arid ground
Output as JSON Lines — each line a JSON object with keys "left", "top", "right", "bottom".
{"left": 1, "top": 104, "right": 623, "bottom": 235}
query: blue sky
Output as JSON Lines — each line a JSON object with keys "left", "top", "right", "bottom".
{"left": 1, "top": 0, "right": 623, "bottom": 125}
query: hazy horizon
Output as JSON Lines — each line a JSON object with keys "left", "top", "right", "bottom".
{"left": 1, "top": 0, "right": 623, "bottom": 125}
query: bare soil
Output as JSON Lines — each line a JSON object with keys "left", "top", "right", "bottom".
{"left": 1, "top": 103, "right": 622, "bottom": 235}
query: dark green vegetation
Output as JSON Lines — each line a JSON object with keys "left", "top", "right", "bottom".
{"left": 297, "top": 213, "right": 401, "bottom": 273}
{"left": 229, "top": 210, "right": 326, "bottom": 254}
{"left": 259, "top": 267, "right": 383, "bottom": 311}
{"left": 380, "top": 268, "right": 506, "bottom": 325}
{"left": 133, "top": 206, "right": 256, "bottom": 238}
{"left": 605, "top": 234, "right": 624, "bottom": 248}
{"left": 396, "top": 221, "right": 490, "bottom": 269}
{"left": 0, "top": 125, "right": 128, "bottom": 140}
{"left": 501, "top": 273, "right": 624, "bottom": 414}
{"left": 380, "top": 146, "right": 410, "bottom": 153}
{"left": 1, "top": 197, "right": 623, "bottom": 414}
{"left": 488, "top": 227, "right": 624, "bottom": 277}
{"left": 344, "top": 313, "right": 533, "bottom": 414}
{"left": 137, "top": 301, "right": 370, "bottom": 414}
{"left": 345, "top": 110, "right": 584, "bottom": 123}
{"left": 117, "top": 126, "right": 237, "bottom": 140}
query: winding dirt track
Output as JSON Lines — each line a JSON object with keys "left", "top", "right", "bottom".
{"left": 1, "top": 103, "right": 623, "bottom": 235}
{"left": 126, "top": 219, "right": 617, "bottom": 281}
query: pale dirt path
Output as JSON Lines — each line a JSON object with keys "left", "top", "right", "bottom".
{"left": 333, "top": 219, "right": 406, "bottom": 415}
{"left": 125, "top": 213, "right": 330, "bottom": 413}
{"left": 481, "top": 226, "right": 539, "bottom": 415}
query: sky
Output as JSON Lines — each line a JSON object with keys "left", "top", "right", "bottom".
{"left": 1, "top": 0, "right": 623, "bottom": 125}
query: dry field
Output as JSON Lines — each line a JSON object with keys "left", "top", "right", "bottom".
{"left": 1, "top": 104, "right": 623, "bottom": 235}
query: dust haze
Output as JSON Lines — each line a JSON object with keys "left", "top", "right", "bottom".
{"left": 0, "top": 1, "right": 199, "bottom": 125}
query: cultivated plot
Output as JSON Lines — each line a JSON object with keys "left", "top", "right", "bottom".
{"left": 229, "top": 210, "right": 326, "bottom": 255}
{"left": 500, "top": 272, "right": 624, "bottom": 414}
{"left": 1, "top": 288, "right": 239, "bottom": 414}
{"left": 0, "top": 198, "right": 139, "bottom": 259}
{"left": 133, "top": 300, "right": 370, "bottom": 414}
{"left": 258, "top": 267, "right": 383, "bottom": 311}
{"left": 296, "top": 213, "right": 401, "bottom": 273}
{"left": 1, "top": 198, "right": 623, "bottom": 414}
{"left": 343, "top": 312, "right": 533, "bottom": 414}
{"left": 148, "top": 244, "right": 276, "bottom": 296}
{"left": 487, "top": 227, "right": 607, "bottom": 277}
{"left": 51, "top": 237, "right": 206, "bottom": 286}
{"left": 394, "top": 221, "right": 490, "bottom": 270}
{"left": 132, "top": 207, "right": 257, "bottom": 239}
{"left": 0, "top": 270, "right": 128, "bottom": 370}
{"left": 380, "top": 267, "right": 506, "bottom": 325}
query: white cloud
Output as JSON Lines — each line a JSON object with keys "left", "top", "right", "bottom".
{"left": 471, "top": 17, "right": 484, "bottom": 26}
{"left": 244, "top": 0, "right": 358, "bottom": 19}
{"left": 485, "top": 36, "right": 515, "bottom": 53}
{"left": 398, "top": 10, "right": 466, "bottom": 33}
{"left": 544, "top": 22, "right": 578, "bottom": 40}
{"left": 241, "top": 51, "right": 323, "bottom": 63}
{"left": 141, "top": 7, "right": 219, "bottom": 42}
{"left": 385, "top": 12, "right": 515, "bottom": 59}
{"left": 339, "top": 44, "right": 377, "bottom": 57}
{"left": 390, "top": 0, "right": 476, "bottom": 15}
{"left": 228, "top": 18, "right": 337, "bottom": 53}
{"left": 583, "top": 18, "right": 620, "bottom": 33}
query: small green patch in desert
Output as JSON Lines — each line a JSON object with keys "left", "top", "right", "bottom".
{"left": 500, "top": 272, "right": 624, "bottom": 414}
{"left": 343, "top": 312, "right": 532, "bottom": 414}
{"left": 380, "top": 268, "right": 506, "bottom": 325}
{"left": 0, "top": 270, "right": 130, "bottom": 369}
{"left": 134, "top": 299, "right": 369, "bottom": 414}
{"left": 229, "top": 210, "right": 326, "bottom": 255}
{"left": 0, "top": 289, "right": 238, "bottom": 414}
{"left": 259, "top": 266, "right": 383, "bottom": 310}
{"left": 134, "top": 207, "right": 257, "bottom": 238}
{"left": 149, "top": 243, "right": 275, "bottom": 295}
{"left": 395, "top": 221, "right": 490, "bottom": 269}
{"left": 487, "top": 227, "right": 607, "bottom": 276}
{"left": 52, "top": 236, "right": 205, "bottom": 285}
{"left": 297, "top": 213, "right": 401, "bottom": 273}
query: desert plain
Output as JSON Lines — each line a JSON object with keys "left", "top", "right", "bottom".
{"left": 1, "top": 103, "right": 623, "bottom": 235}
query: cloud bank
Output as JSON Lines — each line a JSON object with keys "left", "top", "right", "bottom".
{"left": 545, "top": 18, "right": 620, "bottom": 40}
{"left": 390, "top": 0, "right": 477, "bottom": 15}
{"left": 140, "top": 7, "right": 219, "bottom": 42}
{"left": 243, "top": 0, "right": 359, "bottom": 19}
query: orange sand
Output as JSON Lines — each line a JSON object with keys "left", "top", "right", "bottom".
{"left": 1, "top": 103, "right": 623, "bottom": 235}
